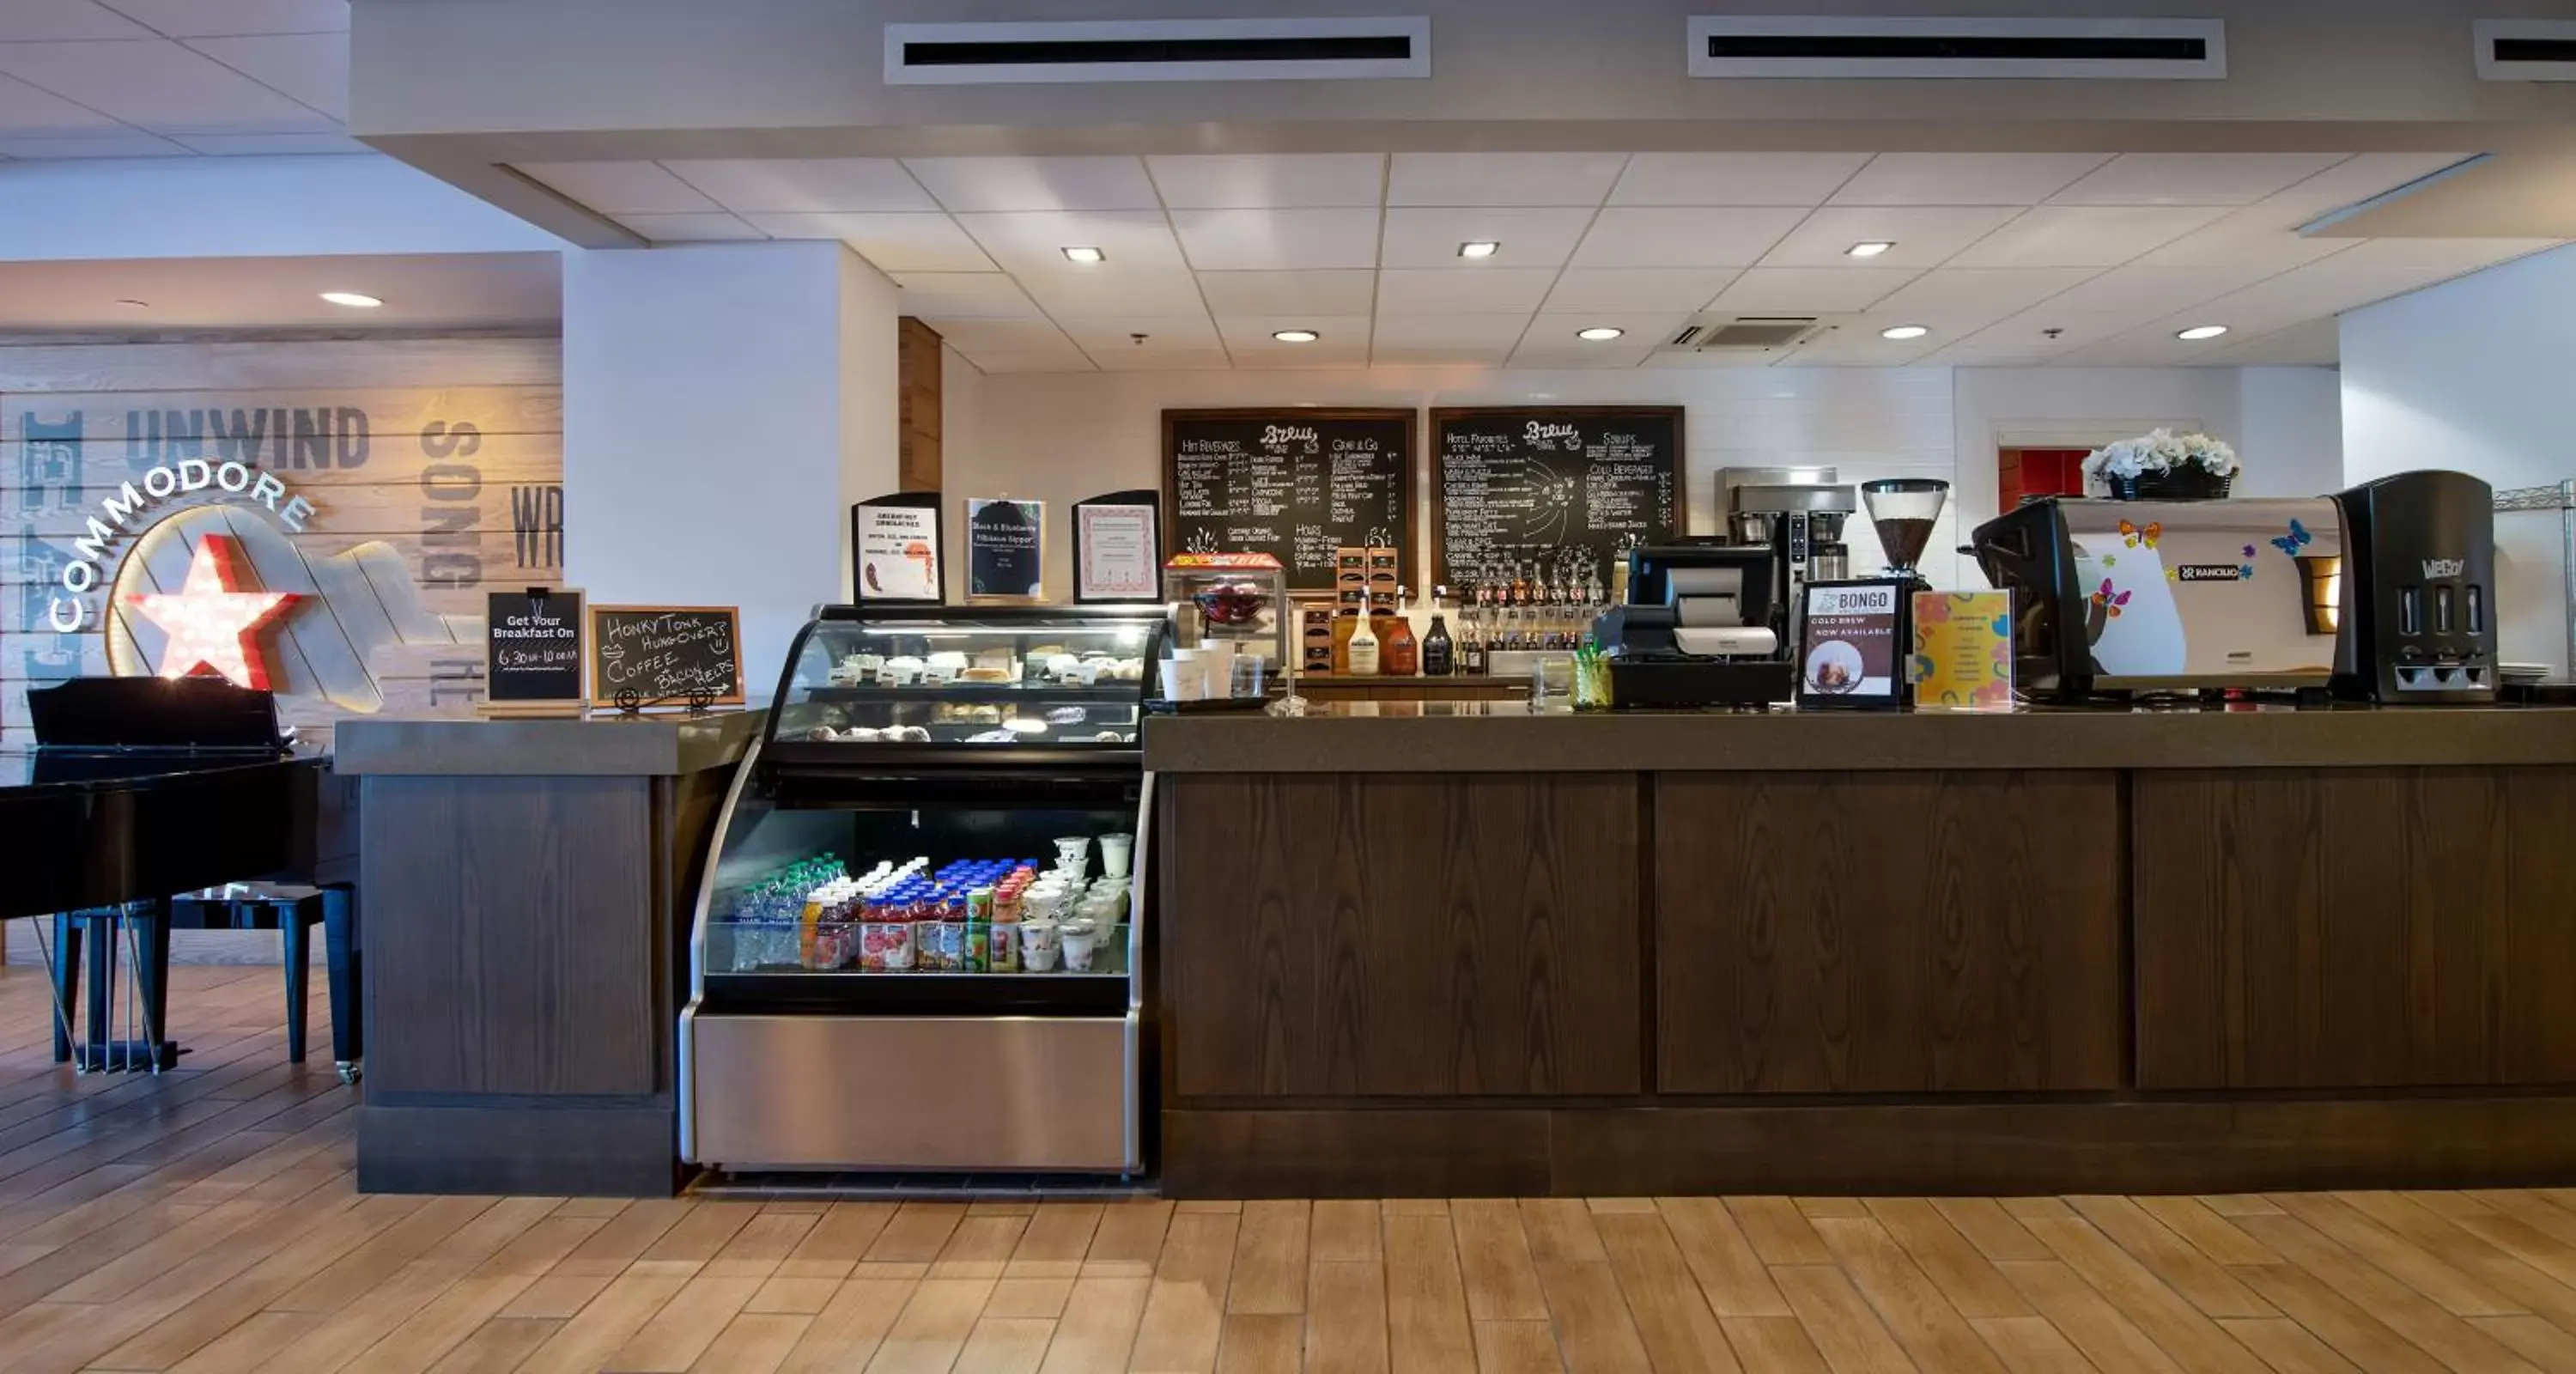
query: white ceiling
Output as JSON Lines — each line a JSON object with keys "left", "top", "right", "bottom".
{"left": 0, "top": 252, "right": 560, "bottom": 331}
{"left": 514, "top": 150, "right": 2562, "bottom": 374}
{"left": 0, "top": 0, "right": 355, "bottom": 158}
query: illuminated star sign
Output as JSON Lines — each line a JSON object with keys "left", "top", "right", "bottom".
{"left": 125, "top": 534, "right": 301, "bottom": 690}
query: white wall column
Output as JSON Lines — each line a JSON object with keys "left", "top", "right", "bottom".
{"left": 2342, "top": 245, "right": 2576, "bottom": 675}
{"left": 564, "top": 240, "right": 900, "bottom": 688}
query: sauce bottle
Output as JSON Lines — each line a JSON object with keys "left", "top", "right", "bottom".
{"left": 1346, "top": 607, "right": 1382, "bottom": 676}
{"left": 1331, "top": 607, "right": 1361, "bottom": 674}
{"left": 1423, "top": 614, "right": 1455, "bottom": 676}
{"left": 1380, "top": 589, "right": 1419, "bottom": 676}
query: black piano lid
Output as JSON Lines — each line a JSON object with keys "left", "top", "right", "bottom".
{"left": 27, "top": 677, "right": 283, "bottom": 751}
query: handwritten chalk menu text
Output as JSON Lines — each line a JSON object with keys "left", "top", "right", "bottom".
{"left": 1163, "top": 409, "right": 1413, "bottom": 591}
{"left": 588, "top": 605, "right": 744, "bottom": 708}
{"left": 485, "top": 588, "right": 584, "bottom": 704}
{"left": 1431, "top": 406, "right": 1682, "bottom": 589}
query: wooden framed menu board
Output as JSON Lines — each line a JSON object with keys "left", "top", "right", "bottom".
{"left": 1163, "top": 408, "right": 1413, "bottom": 592}
{"left": 587, "top": 605, "right": 744, "bottom": 708}
{"left": 1431, "top": 406, "right": 1682, "bottom": 590}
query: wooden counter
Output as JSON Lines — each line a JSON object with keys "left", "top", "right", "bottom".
{"left": 1150, "top": 705, "right": 2576, "bottom": 1196}
{"left": 336, "top": 710, "right": 759, "bottom": 1195}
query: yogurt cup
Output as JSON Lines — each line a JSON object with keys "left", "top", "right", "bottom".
{"left": 1060, "top": 918, "right": 1101, "bottom": 973}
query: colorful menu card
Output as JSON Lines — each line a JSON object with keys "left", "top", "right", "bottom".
{"left": 1909, "top": 590, "right": 2016, "bottom": 712}
{"left": 1797, "top": 579, "right": 1906, "bottom": 710}
{"left": 965, "top": 497, "right": 1045, "bottom": 603}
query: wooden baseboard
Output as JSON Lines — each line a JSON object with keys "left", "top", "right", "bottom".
{"left": 1163, "top": 1097, "right": 2576, "bottom": 1197}
{"left": 360, "top": 1102, "right": 685, "bottom": 1196}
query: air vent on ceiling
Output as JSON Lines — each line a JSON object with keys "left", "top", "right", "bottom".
{"left": 1687, "top": 15, "right": 2226, "bottom": 80}
{"left": 2476, "top": 20, "right": 2576, "bottom": 81}
{"left": 885, "top": 17, "right": 1431, "bottom": 85}
{"left": 1664, "top": 315, "right": 1838, "bottom": 354}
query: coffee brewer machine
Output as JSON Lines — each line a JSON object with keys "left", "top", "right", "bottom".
{"left": 1714, "top": 467, "right": 1857, "bottom": 643}
{"left": 2332, "top": 470, "right": 2498, "bottom": 702}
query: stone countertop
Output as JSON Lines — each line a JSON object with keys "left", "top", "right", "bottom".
{"left": 335, "top": 708, "right": 765, "bottom": 777}
{"left": 1143, "top": 701, "right": 2576, "bottom": 773}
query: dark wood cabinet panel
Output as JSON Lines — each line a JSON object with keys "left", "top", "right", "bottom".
{"left": 363, "top": 774, "right": 657, "bottom": 1097}
{"left": 1163, "top": 773, "right": 1642, "bottom": 1097}
{"left": 1656, "top": 772, "right": 2124, "bottom": 1094}
{"left": 2135, "top": 767, "right": 2576, "bottom": 1089}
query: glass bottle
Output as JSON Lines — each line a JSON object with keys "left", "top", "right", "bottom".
{"left": 1423, "top": 614, "right": 1455, "bottom": 676}
{"left": 1346, "top": 606, "right": 1381, "bottom": 676}
{"left": 1331, "top": 607, "right": 1360, "bottom": 675}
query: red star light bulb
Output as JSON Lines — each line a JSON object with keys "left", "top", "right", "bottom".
{"left": 125, "top": 534, "right": 301, "bottom": 690}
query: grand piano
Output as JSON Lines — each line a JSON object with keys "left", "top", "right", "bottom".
{"left": 3, "top": 677, "right": 327, "bottom": 1067}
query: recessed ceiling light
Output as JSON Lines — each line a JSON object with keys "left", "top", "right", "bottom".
{"left": 1880, "top": 324, "right": 1929, "bottom": 341}
{"left": 1060, "top": 246, "right": 1105, "bottom": 264}
{"left": 1846, "top": 241, "right": 1896, "bottom": 258}
{"left": 1575, "top": 326, "right": 1625, "bottom": 342}
{"left": 1457, "top": 240, "right": 1500, "bottom": 259}
{"left": 2176, "top": 324, "right": 2229, "bottom": 341}
{"left": 115, "top": 298, "right": 149, "bottom": 308}
{"left": 1272, "top": 329, "right": 1321, "bottom": 343}
{"left": 319, "top": 291, "right": 382, "bottom": 308}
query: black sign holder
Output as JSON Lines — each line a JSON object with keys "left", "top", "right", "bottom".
{"left": 1795, "top": 577, "right": 1912, "bottom": 711}
{"left": 1070, "top": 489, "right": 1163, "bottom": 604}
{"left": 965, "top": 497, "right": 1046, "bottom": 604}
{"left": 479, "top": 586, "right": 586, "bottom": 718}
{"left": 852, "top": 490, "right": 945, "bottom": 605}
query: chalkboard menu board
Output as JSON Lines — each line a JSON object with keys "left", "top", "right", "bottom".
{"left": 485, "top": 588, "right": 584, "bottom": 711}
{"left": 1431, "top": 406, "right": 1682, "bottom": 589}
{"left": 1163, "top": 408, "right": 1413, "bottom": 592}
{"left": 588, "top": 605, "right": 744, "bottom": 708}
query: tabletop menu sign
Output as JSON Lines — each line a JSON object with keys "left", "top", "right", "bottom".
{"left": 587, "top": 605, "right": 744, "bottom": 708}
{"left": 1431, "top": 406, "right": 1681, "bottom": 590}
{"left": 483, "top": 587, "right": 584, "bottom": 716}
{"left": 1797, "top": 579, "right": 1907, "bottom": 711}
{"left": 965, "top": 497, "right": 1046, "bottom": 602}
{"left": 1163, "top": 408, "right": 1413, "bottom": 592}
{"left": 1909, "top": 590, "right": 2016, "bottom": 712}
{"left": 853, "top": 493, "right": 943, "bottom": 604}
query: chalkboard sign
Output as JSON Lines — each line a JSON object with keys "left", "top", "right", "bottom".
{"left": 964, "top": 497, "right": 1045, "bottom": 602}
{"left": 1163, "top": 408, "right": 1413, "bottom": 592}
{"left": 587, "top": 605, "right": 744, "bottom": 708}
{"left": 1431, "top": 406, "right": 1682, "bottom": 591}
{"left": 484, "top": 587, "right": 584, "bottom": 713}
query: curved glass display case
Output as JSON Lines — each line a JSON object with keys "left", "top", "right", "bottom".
{"left": 682, "top": 604, "right": 1168, "bottom": 1177}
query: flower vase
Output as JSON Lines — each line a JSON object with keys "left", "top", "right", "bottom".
{"left": 2113, "top": 469, "right": 2233, "bottom": 501}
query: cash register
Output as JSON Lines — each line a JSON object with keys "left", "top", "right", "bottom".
{"left": 1592, "top": 543, "right": 1795, "bottom": 708}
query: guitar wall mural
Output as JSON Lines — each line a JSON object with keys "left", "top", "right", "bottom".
{"left": 3, "top": 336, "right": 565, "bottom": 746}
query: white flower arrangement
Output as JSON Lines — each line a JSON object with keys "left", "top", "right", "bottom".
{"left": 2081, "top": 428, "right": 2239, "bottom": 494}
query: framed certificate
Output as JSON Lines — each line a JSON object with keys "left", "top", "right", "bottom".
{"left": 1072, "top": 489, "right": 1161, "bottom": 602}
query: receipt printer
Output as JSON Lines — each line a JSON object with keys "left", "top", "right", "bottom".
{"left": 1594, "top": 544, "right": 1794, "bottom": 707}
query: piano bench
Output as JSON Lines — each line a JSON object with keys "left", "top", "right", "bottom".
{"left": 161, "top": 884, "right": 361, "bottom": 1080}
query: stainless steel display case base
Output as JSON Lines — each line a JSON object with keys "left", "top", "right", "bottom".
{"left": 686, "top": 1012, "right": 1137, "bottom": 1172}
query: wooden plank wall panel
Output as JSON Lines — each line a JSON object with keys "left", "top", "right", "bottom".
{"left": 2134, "top": 766, "right": 2576, "bottom": 1090}
{"left": 1163, "top": 773, "right": 1643, "bottom": 1098}
{"left": 1656, "top": 771, "right": 2125, "bottom": 1094}
{"left": 897, "top": 318, "right": 942, "bottom": 494}
{"left": 361, "top": 773, "right": 658, "bottom": 1097}
{"left": 2, "top": 336, "right": 562, "bottom": 749}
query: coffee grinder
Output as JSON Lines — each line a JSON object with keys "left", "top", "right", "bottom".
{"left": 1860, "top": 478, "right": 1951, "bottom": 587}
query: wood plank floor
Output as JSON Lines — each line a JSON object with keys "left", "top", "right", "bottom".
{"left": 5, "top": 970, "right": 2576, "bottom": 1371}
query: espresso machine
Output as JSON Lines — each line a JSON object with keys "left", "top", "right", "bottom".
{"left": 1713, "top": 467, "right": 1857, "bottom": 643}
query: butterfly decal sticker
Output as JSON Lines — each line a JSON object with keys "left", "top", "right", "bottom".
{"left": 2239, "top": 563, "right": 2257, "bottom": 581}
{"left": 2120, "top": 519, "right": 2162, "bottom": 550}
{"left": 2242, "top": 544, "right": 2258, "bottom": 559}
{"left": 2271, "top": 519, "right": 2312, "bottom": 558}
{"left": 2101, "top": 554, "right": 2117, "bottom": 568}
{"left": 2091, "top": 579, "right": 2132, "bottom": 617}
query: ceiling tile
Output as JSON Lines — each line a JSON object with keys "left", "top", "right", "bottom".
{"left": 2125, "top": 215, "right": 2360, "bottom": 271}
{"left": 0, "top": 130, "right": 184, "bottom": 157}
{"left": 0, "top": 74, "right": 127, "bottom": 132}
{"left": 903, "top": 155, "right": 1157, "bottom": 212}
{"left": 2050, "top": 153, "right": 2352, "bottom": 207}
{"left": 2322, "top": 237, "right": 2561, "bottom": 271}
{"left": 1831, "top": 153, "right": 2111, "bottom": 206}
{"left": 1388, "top": 152, "right": 1628, "bottom": 207}
{"left": 955, "top": 209, "right": 1185, "bottom": 275}
{"left": 2027, "top": 264, "right": 2282, "bottom": 317}
{"left": 519, "top": 161, "right": 718, "bottom": 215}
{"left": 1506, "top": 343, "right": 1655, "bottom": 369}
{"left": 1571, "top": 207, "right": 1806, "bottom": 269}
{"left": 608, "top": 212, "right": 765, "bottom": 242}
{"left": 1371, "top": 345, "right": 1514, "bottom": 368}
{"left": 1373, "top": 267, "right": 1558, "bottom": 314}
{"left": 2191, "top": 318, "right": 2340, "bottom": 367}
{"left": 0, "top": 1, "right": 153, "bottom": 40}
{"left": 95, "top": 0, "right": 347, "bottom": 37}
{"left": 2223, "top": 152, "right": 2476, "bottom": 232}
{"left": 1522, "top": 311, "right": 1692, "bottom": 347}
{"left": 1217, "top": 313, "right": 1373, "bottom": 357}
{"left": 1054, "top": 315, "right": 1225, "bottom": 356}
{"left": 1542, "top": 267, "right": 1738, "bottom": 313}
{"left": 1147, "top": 153, "right": 1383, "bottom": 209}
{"left": 186, "top": 33, "right": 345, "bottom": 119}
{"left": 1093, "top": 349, "right": 1234, "bottom": 372}
{"left": 742, "top": 211, "right": 992, "bottom": 271}
{"left": 1378, "top": 206, "right": 1593, "bottom": 268}
{"left": 661, "top": 159, "right": 934, "bottom": 214}
{"left": 890, "top": 272, "right": 1044, "bottom": 319}
{"left": 1369, "top": 314, "right": 1533, "bottom": 350}
{"left": 1865, "top": 267, "right": 2098, "bottom": 321}
{"left": 1708, "top": 267, "right": 1921, "bottom": 313}
{"left": 1923, "top": 313, "right": 2141, "bottom": 366}
{"left": 1610, "top": 153, "right": 1869, "bottom": 207}
{"left": 1172, "top": 208, "right": 1380, "bottom": 271}
{"left": 1759, "top": 205, "right": 2022, "bottom": 268}
{"left": 1018, "top": 269, "right": 1208, "bottom": 317}
{"left": 934, "top": 319, "right": 1081, "bottom": 352}
{"left": 962, "top": 349, "right": 1097, "bottom": 374}
{"left": 1948, "top": 205, "right": 2233, "bottom": 269}
{"left": 1195, "top": 269, "right": 1377, "bottom": 315}
{"left": 173, "top": 131, "right": 364, "bottom": 154}
{"left": 0, "top": 39, "right": 334, "bottom": 134}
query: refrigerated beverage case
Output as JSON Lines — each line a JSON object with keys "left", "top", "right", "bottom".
{"left": 1423, "top": 615, "right": 1455, "bottom": 676}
